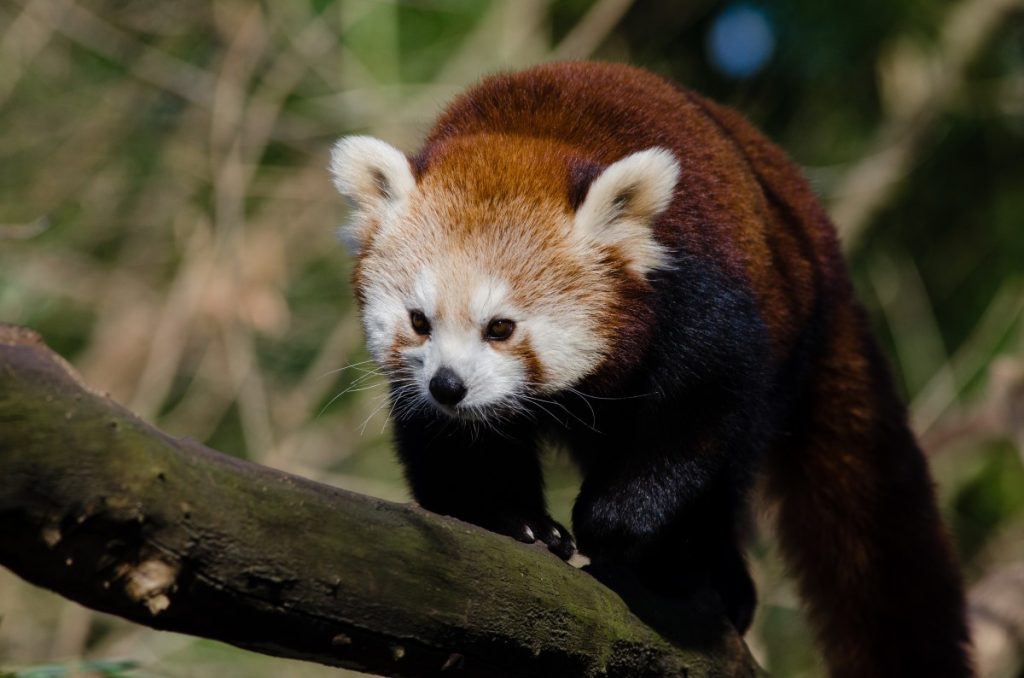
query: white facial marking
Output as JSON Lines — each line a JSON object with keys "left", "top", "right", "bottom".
{"left": 362, "top": 281, "right": 406, "bottom": 364}
{"left": 329, "top": 136, "right": 415, "bottom": 254}
{"left": 573, "top": 147, "right": 679, "bottom": 275}
{"left": 522, "top": 310, "right": 605, "bottom": 391}
{"left": 469, "top": 277, "right": 513, "bottom": 325}
{"left": 409, "top": 268, "right": 439, "bottom": 318}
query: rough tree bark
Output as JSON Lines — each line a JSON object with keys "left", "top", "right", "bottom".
{"left": 0, "top": 324, "right": 755, "bottom": 678}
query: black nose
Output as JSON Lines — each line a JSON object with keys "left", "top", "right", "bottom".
{"left": 429, "top": 367, "right": 467, "bottom": 406}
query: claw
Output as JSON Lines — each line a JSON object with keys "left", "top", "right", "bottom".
{"left": 548, "top": 536, "right": 575, "bottom": 560}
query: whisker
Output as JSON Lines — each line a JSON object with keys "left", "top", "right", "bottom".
{"left": 318, "top": 386, "right": 368, "bottom": 419}
{"left": 563, "top": 390, "right": 597, "bottom": 429}
{"left": 521, "top": 392, "right": 602, "bottom": 433}
{"left": 346, "top": 370, "right": 389, "bottom": 387}
{"left": 317, "top": 359, "right": 378, "bottom": 380}
{"left": 317, "top": 373, "right": 398, "bottom": 416}
{"left": 359, "top": 395, "right": 395, "bottom": 435}
{"left": 566, "top": 386, "right": 655, "bottom": 402}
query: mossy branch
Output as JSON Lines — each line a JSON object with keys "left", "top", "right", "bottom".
{"left": 0, "top": 324, "right": 754, "bottom": 678}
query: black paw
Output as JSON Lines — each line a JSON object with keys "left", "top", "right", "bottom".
{"left": 489, "top": 512, "right": 576, "bottom": 560}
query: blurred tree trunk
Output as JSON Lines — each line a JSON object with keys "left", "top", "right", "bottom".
{"left": 0, "top": 324, "right": 754, "bottom": 678}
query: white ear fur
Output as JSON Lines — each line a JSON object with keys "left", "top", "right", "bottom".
{"left": 573, "top": 148, "right": 680, "bottom": 275}
{"left": 329, "top": 136, "right": 415, "bottom": 254}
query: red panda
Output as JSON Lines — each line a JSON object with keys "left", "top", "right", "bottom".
{"left": 329, "top": 61, "right": 973, "bottom": 677}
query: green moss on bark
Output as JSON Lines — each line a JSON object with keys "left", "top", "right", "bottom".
{"left": 0, "top": 325, "right": 755, "bottom": 677}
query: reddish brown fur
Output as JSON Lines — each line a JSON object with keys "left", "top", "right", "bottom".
{"left": 511, "top": 336, "right": 546, "bottom": 387}
{"left": 414, "top": 62, "right": 973, "bottom": 676}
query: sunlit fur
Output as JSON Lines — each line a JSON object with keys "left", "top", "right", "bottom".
{"left": 329, "top": 62, "right": 973, "bottom": 678}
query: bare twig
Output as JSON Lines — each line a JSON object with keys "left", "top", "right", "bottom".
{"left": 830, "top": 0, "right": 1024, "bottom": 249}
{"left": 920, "top": 357, "right": 1024, "bottom": 455}
{"left": 970, "top": 562, "right": 1024, "bottom": 678}
{"left": 0, "top": 0, "right": 59, "bottom": 107}
{"left": 550, "top": 0, "right": 636, "bottom": 61}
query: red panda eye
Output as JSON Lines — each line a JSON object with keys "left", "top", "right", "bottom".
{"left": 409, "top": 310, "right": 431, "bottom": 336}
{"left": 485, "top": 319, "right": 515, "bottom": 341}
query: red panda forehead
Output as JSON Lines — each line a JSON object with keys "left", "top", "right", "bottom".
{"left": 359, "top": 204, "right": 607, "bottom": 326}
{"left": 414, "top": 133, "right": 579, "bottom": 213}
{"left": 423, "top": 222, "right": 597, "bottom": 318}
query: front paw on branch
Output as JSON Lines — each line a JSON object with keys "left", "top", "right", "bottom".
{"left": 490, "top": 511, "right": 576, "bottom": 560}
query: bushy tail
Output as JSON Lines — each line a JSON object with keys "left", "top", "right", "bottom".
{"left": 766, "top": 304, "right": 973, "bottom": 676}
{"left": 687, "top": 92, "right": 974, "bottom": 676}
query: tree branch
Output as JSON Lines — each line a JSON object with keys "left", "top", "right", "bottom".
{"left": 0, "top": 324, "right": 754, "bottom": 678}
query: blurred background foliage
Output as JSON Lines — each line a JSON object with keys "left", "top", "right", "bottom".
{"left": 1, "top": 0, "right": 1023, "bottom": 676}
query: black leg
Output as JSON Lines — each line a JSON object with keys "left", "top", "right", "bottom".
{"left": 393, "top": 413, "right": 575, "bottom": 559}
{"left": 568, "top": 405, "right": 759, "bottom": 632}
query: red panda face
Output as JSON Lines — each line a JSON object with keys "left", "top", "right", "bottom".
{"left": 330, "top": 134, "right": 679, "bottom": 421}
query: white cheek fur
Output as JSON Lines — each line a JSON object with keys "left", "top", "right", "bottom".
{"left": 524, "top": 311, "right": 606, "bottom": 392}
{"left": 361, "top": 284, "right": 405, "bottom": 364}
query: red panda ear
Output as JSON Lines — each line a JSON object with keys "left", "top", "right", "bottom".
{"left": 572, "top": 148, "right": 679, "bottom": 275}
{"left": 329, "top": 136, "right": 415, "bottom": 254}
